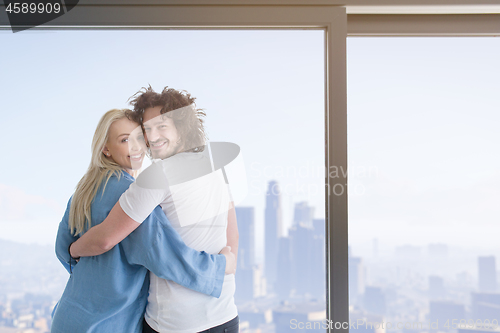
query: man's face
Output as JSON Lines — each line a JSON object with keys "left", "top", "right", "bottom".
{"left": 143, "top": 106, "right": 183, "bottom": 160}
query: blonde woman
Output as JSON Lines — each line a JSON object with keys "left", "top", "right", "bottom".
{"left": 51, "top": 109, "right": 234, "bottom": 333}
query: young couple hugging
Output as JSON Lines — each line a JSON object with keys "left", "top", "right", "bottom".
{"left": 51, "top": 86, "right": 239, "bottom": 333}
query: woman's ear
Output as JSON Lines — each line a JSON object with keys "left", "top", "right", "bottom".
{"left": 102, "top": 146, "right": 111, "bottom": 157}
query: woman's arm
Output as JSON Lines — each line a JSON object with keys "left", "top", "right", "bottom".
{"left": 70, "top": 163, "right": 168, "bottom": 258}
{"left": 69, "top": 201, "right": 139, "bottom": 258}
{"left": 55, "top": 199, "right": 79, "bottom": 273}
{"left": 71, "top": 200, "right": 236, "bottom": 276}
{"left": 226, "top": 201, "right": 239, "bottom": 270}
{"left": 121, "top": 206, "right": 234, "bottom": 297}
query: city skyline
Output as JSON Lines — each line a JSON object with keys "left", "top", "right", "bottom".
{"left": 3, "top": 185, "right": 500, "bottom": 332}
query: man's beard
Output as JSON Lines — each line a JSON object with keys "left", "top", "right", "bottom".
{"left": 151, "top": 143, "right": 182, "bottom": 160}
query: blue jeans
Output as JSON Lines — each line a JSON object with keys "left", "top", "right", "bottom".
{"left": 143, "top": 316, "right": 239, "bottom": 333}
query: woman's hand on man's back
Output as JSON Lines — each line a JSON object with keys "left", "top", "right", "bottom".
{"left": 219, "top": 246, "right": 236, "bottom": 275}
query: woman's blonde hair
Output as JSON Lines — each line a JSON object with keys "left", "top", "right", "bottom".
{"left": 69, "top": 109, "right": 136, "bottom": 235}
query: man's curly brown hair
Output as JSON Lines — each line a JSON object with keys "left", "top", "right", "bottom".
{"left": 128, "top": 86, "right": 207, "bottom": 152}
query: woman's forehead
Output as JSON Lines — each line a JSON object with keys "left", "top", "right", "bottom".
{"left": 110, "top": 118, "right": 140, "bottom": 136}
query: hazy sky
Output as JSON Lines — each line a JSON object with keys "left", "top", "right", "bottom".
{"left": 0, "top": 30, "right": 325, "bottom": 262}
{"left": 1, "top": 31, "right": 499, "bottom": 262}
{"left": 348, "top": 37, "right": 500, "bottom": 255}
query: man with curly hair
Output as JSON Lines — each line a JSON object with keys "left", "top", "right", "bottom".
{"left": 128, "top": 86, "right": 208, "bottom": 160}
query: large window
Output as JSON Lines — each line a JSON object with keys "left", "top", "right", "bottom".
{"left": 0, "top": 29, "right": 328, "bottom": 332}
{"left": 348, "top": 37, "right": 500, "bottom": 330}
{"left": 2, "top": 3, "right": 496, "bottom": 333}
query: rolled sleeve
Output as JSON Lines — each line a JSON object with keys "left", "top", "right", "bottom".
{"left": 209, "top": 253, "right": 226, "bottom": 298}
{"left": 55, "top": 198, "right": 79, "bottom": 274}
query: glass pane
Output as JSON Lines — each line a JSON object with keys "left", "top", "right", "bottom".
{"left": 0, "top": 30, "right": 325, "bottom": 332}
{"left": 348, "top": 37, "right": 500, "bottom": 331}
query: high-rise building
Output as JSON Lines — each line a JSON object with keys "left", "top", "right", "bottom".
{"left": 287, "top": 219, "right": 325, "bottom": 299}
{"left": 235, "top": 265, "right": 266, "bottom": 302}
{"left": 428, "top": 275, "right": 446, "bottom": 299}
{"left": 478, "top": 256, "right": 497, "bottom": 292}
{"left": 235, "top": 207, "right": 265, "bottom": 302}
{"left": 264, "top": 180, "right": 282, "bottom": 292}
{"left": 310, "top": 233, "right": 326, "bottom": 300}
{"left": 289, "top": 223, "right": 314, "bottom": 296}
{"left": 276, "top": 237, "right": 292, "bottom": 301}
{"left": 312, "top": 218, "right": 325, "bottom": 237}
{"left": 471, "top": 292, "right": 500, "bottom": 321}
{"left": 363, "top": 286, "right": 386, "bottom": 315}
{"left": 429, "top": 301, "right": 465, "bottom": 331}
{"left": 311, "top": 217, "right": 326, "bottom": 300}
{"left": 235, "top": 207, "right": 255, "bottom": 269}
{"left": 293, "top": 201, "right": 314, "bottom": 228}
{"left": 349, "top": 256, "right": 364, "bottom": 305}
{"left": 235, "top": 267, "right": 256, "bottom": 301}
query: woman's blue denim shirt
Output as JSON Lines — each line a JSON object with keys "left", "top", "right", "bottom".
{"left": 51, "top": 171, "right": 225, "bottom": 333}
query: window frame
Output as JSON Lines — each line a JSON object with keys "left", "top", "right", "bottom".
{"left": 2, "top": 2, "right": 498, "bottom": 332}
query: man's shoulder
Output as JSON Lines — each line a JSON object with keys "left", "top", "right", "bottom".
{"left": 136, "top": 162, "right": 168, "bottom": 190}
{"left": 159, "top": 151, "right": 213, "bottom": 186}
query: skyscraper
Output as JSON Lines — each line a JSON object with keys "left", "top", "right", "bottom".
{"left": 235, "top": 207, "right": 263, "bottom": 301}
{"left": 276, "top": 237, "right": 292, "bottom": 300}
{"left": 312, "top": 218, "right": 325, "bottom": 237}
{"left": 289, "top": 223, "right": 314, "bottom": 296}
{"left": 478, "top": 256, "right": 497, "bottom": 292}
{"left": 471, "top": 292, "right": 500, "bottom": 321}
{"left": 279, "top": 211, "right": 325, "bottom": 300}
{"left": 349, "top": 256, "right": 364, "bottom": 305}
{"left": 428, "top": 275, "right": 446, "bottom": 299}
{"left": 293, "top": 201, "right": 314, "bottom": 228}
{"left": 429, "top": 301, "right": 465, "bottom": 331}
{"left": 235, "top": 207, "right": 255, "bottom": 269}
{"left": 363, "top": 286, "right": 386, "bottom": 315}
{"left": 264, "top": 180, "right": 282, "bottom": 292}
{"left": 310, "top": 232, "right": 325, "bottom": 300}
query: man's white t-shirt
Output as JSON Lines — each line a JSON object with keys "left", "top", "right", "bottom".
{"left": 119, "top": 150, "right": 237, "bottom": 333}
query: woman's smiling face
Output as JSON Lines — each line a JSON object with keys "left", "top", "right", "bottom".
{"left": 102, "top": 117, "right": 146, "bottom": 173}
